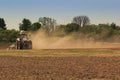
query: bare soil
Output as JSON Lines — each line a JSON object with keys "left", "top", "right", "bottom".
{"left": 0, "top": 56, "right": 120, "bottom": 80}
{"left": 0, "top": 44, "right": 10, "bottom": 49}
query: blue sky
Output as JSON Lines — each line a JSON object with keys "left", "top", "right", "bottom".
{"left": 0, "top": 0, "right": 120, "bottom": 29}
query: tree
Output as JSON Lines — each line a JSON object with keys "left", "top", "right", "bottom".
{"left": 72, "top": 16, "right": 90, "bottom": 27}
{"left": 31, "top": 22, "right": 41, "bottom": 31}
{"left": 111, "top": 23, "right": 116, "bottom": 29}
{"left": 0, "top": 29, "right": 19, "bottom": 42}
{"left": 6, "top": 29, "right": 19, "bottom": 42}
{"left": 0, "top": 18, "right": 6, "bottom": 30}
{"left": 19, "top": 18, "right": 31, "bottom": 31}
{"left": 39, "top": 17, "right": 56, "bottom": 33}
{"left": 65, "top": 23, "right": 80, "bottom": 33}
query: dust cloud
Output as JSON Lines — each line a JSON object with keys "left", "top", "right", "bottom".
{"left": 30, "top": 30, "right": 120, "bottom": 49}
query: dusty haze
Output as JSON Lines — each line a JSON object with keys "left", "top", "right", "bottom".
{"left": 30, "top": 30, "right": 120, "bottom": 49}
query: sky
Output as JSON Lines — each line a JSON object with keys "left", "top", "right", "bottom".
{"left": 0, "top": 0, "right": 120, "bottom": 29}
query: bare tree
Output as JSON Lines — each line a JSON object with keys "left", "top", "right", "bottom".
{"left": 72, "top": 16, "right": 90, "bottom": 27}
{"left": 39, "top": 17, "right": 56, "bottom": 33}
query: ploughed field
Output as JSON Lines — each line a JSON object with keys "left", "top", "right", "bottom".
{"left": 0, "top": 49, "right": 120, "bottom": 80}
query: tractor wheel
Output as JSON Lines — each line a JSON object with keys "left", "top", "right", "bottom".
{"left": 16, "top": 41, "right": 20, "bottom": 49}
{"left": 29, "top": 41, "right": 32, "bottom": 49}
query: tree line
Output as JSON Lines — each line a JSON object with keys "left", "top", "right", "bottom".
{"left": 0, "top": 15, "right": 120, "bottom": 43}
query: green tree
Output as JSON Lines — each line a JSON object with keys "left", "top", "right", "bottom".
{"left": 6, "top": 29, "right": 19, "bottom": 42}
{"left": 65, "top": 23, "right": 80, "bottom": 33}
{"left": 0, "top": 18, "right": 6, "bottom": 30}
{"left": 31, "top": 22, "right": 41, "bottom": 31}
{"left": 111, "top": 23, "right": 116, "bottom": 29}
{"left": 19, "top": 18, "right": 32, "bottom": 31}
{"left": 80, "top": 25, "right": 97, "bottom": 34}
{"left": 0, "top": 29, "right": 19, "bottom": 43}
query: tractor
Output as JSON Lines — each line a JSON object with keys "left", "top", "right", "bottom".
{"left": 16, "top": 30, "right": 32, "bottom": 50}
